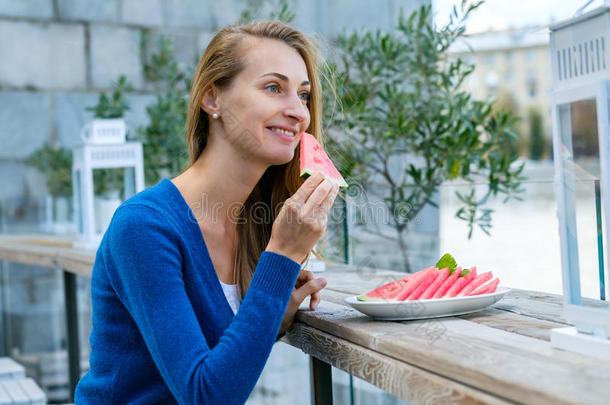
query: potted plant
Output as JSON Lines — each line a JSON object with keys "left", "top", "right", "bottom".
{"left": 82, "top": 75, "right": 133, "bottom": 145}
{"left": 25, "top": 143, "right": 74, "bottom": 233}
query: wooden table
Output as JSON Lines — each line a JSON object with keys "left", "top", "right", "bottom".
{"left": 1, "top": 235, "right": 609, "bottom": 405}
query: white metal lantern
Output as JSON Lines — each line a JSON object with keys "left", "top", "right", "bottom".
{"left": 72, "top": 135, "right": 144, "bottom": 248}
{"left": 549, "top": 2, "right": 610, "bottom": 359}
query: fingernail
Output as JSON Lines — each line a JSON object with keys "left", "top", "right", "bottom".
{"left": 318, "top": 278, "right": 327, "bottom": 287}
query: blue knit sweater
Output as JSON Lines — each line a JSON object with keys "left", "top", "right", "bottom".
{"left": 75, "top": 179, "right": 301, "bottom": 404}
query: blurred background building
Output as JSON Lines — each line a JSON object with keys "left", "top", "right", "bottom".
{"left": 449, "top": 27, "right": 552, "bottom": 159}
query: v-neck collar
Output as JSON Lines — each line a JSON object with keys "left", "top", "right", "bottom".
{"left": 160, "top": 178, "right": 237, "bottom": 320}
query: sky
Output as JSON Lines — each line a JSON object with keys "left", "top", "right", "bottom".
{"left": 432, "top": 0, "right": 604, "bottom": 33}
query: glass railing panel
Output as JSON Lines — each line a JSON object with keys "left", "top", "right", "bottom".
{"left": 247, "top": 343, "right": 311, "bottom": 404}
{"left": 438, "top": 178, "right": 565, "bottom": 295}
{"left": 0, "top": 262, "right": 70, "bottom": 403}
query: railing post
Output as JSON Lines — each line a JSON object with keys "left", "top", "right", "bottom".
{"left": 1, "top": 260, "right": 11, "bottom": 356}
{"left": 310, "top": 356, "right": 333, "bottom": 405}
{"left": 63, "top": 271, "right": 80, "bottom": 401}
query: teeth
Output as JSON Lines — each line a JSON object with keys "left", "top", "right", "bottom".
{"left": 269, "top": 127, "right": 295, "bottom": 137}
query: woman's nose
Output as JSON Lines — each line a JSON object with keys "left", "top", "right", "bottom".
{"left": 284, "top": 94, "right": 309, "bottom": 124}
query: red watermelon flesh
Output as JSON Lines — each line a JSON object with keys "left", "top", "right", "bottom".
{"left": 406, "top": 269, "right": 438, "bottom": 300}
{"left": 300, "top": 132, "right": 348, "bottom": 188}
{"left": 443, "top": 267, "right": 477, "bottom": 298}
{"left": 357, "top": 275, "right": 413, "bottom": 301}
{"left": 395, "top": 267, "right": 435, "bottom": 301}
{"left": 432, "top": 267, "right": 462, "bottom": 298}
{"left": 470, "top": 278, "right": 500, "bottom": 295}
{"left": 420, "top": 267, "right": 450, "bottom": 300}
{"left": 457, "top": 271, "right": 493, "bottom": 297}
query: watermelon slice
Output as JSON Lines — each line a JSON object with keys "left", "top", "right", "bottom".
{"left": 442, "top": 267, "right": 477, "bottom": 298}
{"left": 419, "top": 267, "right": 450, "bottom": 300}
{"left": 405, "top": 269, "right": 438, "bottom": 300}
{"left": 395, "top": 267, "right": 435, "bottom": 301}
{"left": 457, "top": 271, "right": 493, "bottom": 297}
{"left": 470, "top": 278, "right": 500, "bottom": 295}
{"left": 356, "top": 275, "right": 413, "bottom": 301}
{"left": 355, "top": 254, "right": 503, "bottom": 303}
{"left": 432, "top": 267, "right": 462, "bottom": 298}
{"left": 300, "top": 132, "right": 348, "bottom": 188}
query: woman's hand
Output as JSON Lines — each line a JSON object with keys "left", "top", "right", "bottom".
{"left": 265, "top": 171, "right": 339, "bottom": 263}
{"left": 278, "top": 269, "right": 327, "bottom": 336}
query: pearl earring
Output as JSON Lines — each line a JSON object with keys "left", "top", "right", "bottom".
{"left": 212, "top": 113, "right": 219, "bottom": 119}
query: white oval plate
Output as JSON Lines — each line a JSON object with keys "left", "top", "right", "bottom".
{"left": 343, "top": 287, "right": 511, "bottom": 320}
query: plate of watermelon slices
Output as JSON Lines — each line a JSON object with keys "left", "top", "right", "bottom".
{"left": 344, "top": 254, "right": 510, "bottom": 321}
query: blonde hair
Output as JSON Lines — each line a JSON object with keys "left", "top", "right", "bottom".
{"left": 185, "top": 21, "right": 323, "bottom": 297}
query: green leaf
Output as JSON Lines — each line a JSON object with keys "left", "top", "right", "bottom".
{"left": 436, "top": 253, "right": 457, "bottom": 271}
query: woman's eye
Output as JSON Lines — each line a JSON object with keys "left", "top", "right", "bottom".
{"left": 265, "top": 84, "right": 280, "bottom": 93}
{"left": 299, "top": 92, "right": 311, "bottom": 102}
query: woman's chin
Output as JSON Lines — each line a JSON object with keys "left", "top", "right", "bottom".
{"left": 264, "top": 150, "right": 296, "bottom": 166}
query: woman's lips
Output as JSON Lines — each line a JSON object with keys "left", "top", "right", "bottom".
{"left": 266, "top": 127, "right": 297, "bottom": 142}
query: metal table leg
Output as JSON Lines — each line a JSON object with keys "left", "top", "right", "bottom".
{"left": 310, "top": 355, "right": 333, "bottom": 405}
{"left": 63, "top": 271, "right": 80, "bottom": 402}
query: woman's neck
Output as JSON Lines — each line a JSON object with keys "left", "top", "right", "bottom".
{"left": 171, "top": 139, "right": 267, "bottom": 234}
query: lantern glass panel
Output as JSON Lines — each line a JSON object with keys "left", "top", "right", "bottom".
{"left": 558, "top": 98, "right": 608, "bottom": 305}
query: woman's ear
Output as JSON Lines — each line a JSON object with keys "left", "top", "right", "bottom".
{"left": 200, "top": 85, "right": 221, "bottom": 116}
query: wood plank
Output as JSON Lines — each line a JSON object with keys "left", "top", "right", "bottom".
{"left": 56, "top": 250, "right": 95, "bottom": 277}
{"left": 457, "top": 307, "right": 564, "bottom": 341}
{"left": 0, "top": 241, "right": 60, "bottom": 270}
{"left": 494, "top": 289, "right": 607, "bottom": 324}
{"left": 284, "top": 324, "right": 513, "bottom": 405}
{"left": 295, "top": 299, "right": 610, "bottom": 405}
{"left": 0, "top": 238, "right": 95, "bottom": 277}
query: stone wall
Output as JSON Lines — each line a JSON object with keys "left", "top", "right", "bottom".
{"left": 0, "top": 0, "right": 433, "bottom": 271}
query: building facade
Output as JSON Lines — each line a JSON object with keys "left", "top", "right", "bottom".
{"left": 449, "top": 27, "right": 552, "bottom": 158}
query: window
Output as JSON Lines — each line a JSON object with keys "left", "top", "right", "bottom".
{"left": 527, "top": 69, "right": 537, "bottom": 98}
{"left": 485, "top": 52, "right": 495, "bottom": 65}
{"left": 528, "top": 83, "right": 537, "bottom": 98}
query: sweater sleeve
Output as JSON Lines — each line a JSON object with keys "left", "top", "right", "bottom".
{"left": 104, "top": 204, "right": 301, "bottom": 405}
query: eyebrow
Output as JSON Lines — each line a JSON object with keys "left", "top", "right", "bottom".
{"left": 260, "top": 72, "right": 310, "bottom": 86}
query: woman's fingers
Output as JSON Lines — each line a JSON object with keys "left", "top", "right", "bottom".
{"left": 302, "top": 181, "right": 338, "bottom": 223}
{"left": 295, "top": 269, "right": 314, "bottom": 289}
{"left": 310, "top": 289, "right": 321, "bottom": 311}
{"left": 291, "top": 171, "right": 325, "bottom": 204}
{"left": 292, "top": 276, "right": 327, "bottom": 309}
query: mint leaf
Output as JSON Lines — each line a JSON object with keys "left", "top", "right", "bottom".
{"left": 436, "top": 253, "right": 457, "bottom": 271}
{"left": 459, "top": 269, "right": 470, "bottom": 277}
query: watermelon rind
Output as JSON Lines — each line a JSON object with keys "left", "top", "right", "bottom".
{"left": 356, "top": 295, "right": 393, "bottom": 302}
{"left": 300, "top": 168, "right": 348, "bottom": 189}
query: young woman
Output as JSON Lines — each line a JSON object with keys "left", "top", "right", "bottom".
{"left": 75, "top": 21, "right": 339, "bottom": 404}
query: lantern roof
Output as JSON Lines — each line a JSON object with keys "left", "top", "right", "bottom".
{"left": 550, "top": 4, "right": 610, "bottom": 32}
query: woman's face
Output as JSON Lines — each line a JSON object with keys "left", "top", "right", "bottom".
{"left": 215, "top": 38, "right": 311, "bottom": 165}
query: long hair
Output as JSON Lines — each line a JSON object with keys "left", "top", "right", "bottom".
{"left": 185, "top": 21, "right": 323, "bottom": 297}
